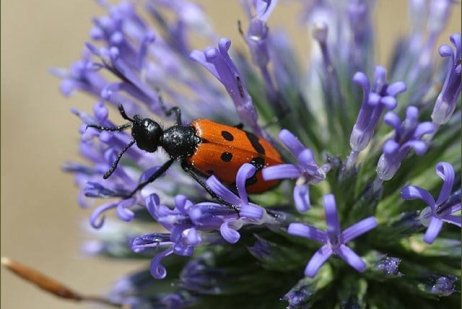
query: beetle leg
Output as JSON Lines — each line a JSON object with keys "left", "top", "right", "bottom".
{"left": 120, "top": 158, "right": 176, "bottom": 198}
{"left": 181, "top": 161, "right": 239, "bottom": 214}
{"left": 156, "top": 89, "right": 182, "bottom": 125}
{"left": 165, "top": 107, "right": 181, "bottom": 125}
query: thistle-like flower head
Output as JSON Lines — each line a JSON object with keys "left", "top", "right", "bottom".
{"left": 56, "top": 0, "right": 461, "bottom": 307}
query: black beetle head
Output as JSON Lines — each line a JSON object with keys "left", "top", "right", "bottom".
{"left": 131, "top": 116, "right": 163, "bottom": 152}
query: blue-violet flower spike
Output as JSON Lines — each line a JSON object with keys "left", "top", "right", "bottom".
{"left": 401, "top": 162, "right": 461, "bottom": 244}
{"left": 349, "top": 66, "right": 407, "bottom": 153}
{"left": 190, "top": 38, "right": 263, "bottom": 136}
{"left": 431, "top": 33, "right": 461, "bottom": 125}
{"left": 377, "top": 106, "right": 436, "bottom": 181}
{"left": 263, "top": 129, "right": 330, "bottom": 212}
{"left": 288, "top": 194, "right": 377, "bottom": 277}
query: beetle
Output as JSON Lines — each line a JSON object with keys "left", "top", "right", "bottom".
{"left": 88, "top": 105, "right": 282, "bottom": 201}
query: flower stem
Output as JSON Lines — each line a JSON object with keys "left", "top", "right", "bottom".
{"left": 2, "top": 257, "right": 121, "bottom": 308}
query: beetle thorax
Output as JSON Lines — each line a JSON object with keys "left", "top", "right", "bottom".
{"left": 161, "top": 125, "right": 201, "bottom": 159}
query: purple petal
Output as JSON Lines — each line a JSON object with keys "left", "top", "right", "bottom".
{"left": 262, "top": 164, "right": 301, "bottom": 180}
{"left": 439, "top": 44, "right": 453, "bottom": 57}
{"left": 150, "top": 248, "right": 174, "bottom": 279}
{"left": 305, "top": 245, "right": 332, "bottom": 277}
{"left": 384, "top": 112, "right": 401, "bottom": 130}
{"left": 89, "top": 202, "right": 118, "bottom": 229}
{"left": 255, "top": 0, "right": 278, "bottom": 21}
{"left": 189, "top": 202, "right": 236, "bottom": 228}
{"left": 175, "top": 195, "right": 190, "bottom": 214}
{"left": 288, "top": 223, "right": 325, "bottom": 243}
{"left": 353, "top": 71, "right": 370, "bottom": 94}
{"left": 341, "top": 217, "right": 377, "bottom": 243}
{"left": 380, "top": 96, "right": 397, "bottom": 110}
{"left": 173, "top": 243, "right": 194, "bottom": 257}
{"left": 368, "top": 93, "right": 381, "bottom": 106}
{"left": 441, "top": 214, "right": 462, "bottom": 227}
{"left": 446, "top": 203, "right": 462, "bottom": 214}
{"left": 403, "top": 140, "right": 427, "bottom": 155}
{"left": 386, "top": 81, "right": 407, "bottom": 96}
{"left": 220, "top": 221, "right": 241, "bottom": 244}
{"left": 93, "top": 102, "right": 109, "bottom": 121}
{"left": 401, "top": 185, "right": 436, "bottom": 208}
{"left": 414, "top": 122, "right": 436, "bottom": 138}
{"left": 405, "top": 105, "right": 419, "bottom": 123}
{"left": 116, "top": 198, "right": 136, "bottom": 222}
{"left": 424, "top": 217, "right": 444, "bottom": 244}
{"left": 206, "top": 175, "right": 241, "bottom": 205}
{"left": 297, "top": 149, "right": 315, "bottom": 168}
{"left": 337, "top": 244, "right": 366, "bottom": 272}
{"left": 183, "top": 228, "right": 202, "bottom": 246}
{"left": 145, "top": 194, "right": 162, "bottom": 218}
{"left": 293, "top": 184, "right": 310, "bottom": 213}
{"left": 236, "top": 163, "right": 256, "bottom": 204}
{"left": 323, "top": 194, "right": 340, "bottom": 242}
{"left": 279, "top": 129, "right": 305, "bottom": 157}
{"left": 131, "top": 233, "right": 170, "bottom": 252}
{"left": 382, "top": 139, "right": 399, "bottom": 155}
{"left": 435, "top": 162, "right": 455, "bottom": 205}
{"left": 240, "top": 204, "right": 264, "bottom": 220}
{"left": 147, "top": 195, "right": 175, "bottom": 221}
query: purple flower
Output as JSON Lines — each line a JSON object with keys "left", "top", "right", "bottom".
{"left": 346, "top": 0, "right": 373, "bottom": 73}
{"left": 51, "top": 50, "right": 107, "bottom": 97}
{"left": 133, "top": 163, "right": 278, "bottom": 278}
{"left": 190, "top": 38, "right": 263, "bottom": 136}
{"left": 132, "top": 194, "right": 202, "bottom": 279}
{"left": 242, "top": 0, "right": 278, "bottom": 69}
{"left": 377, "top": 106, "right": 436, "bottom": 181}
{"left": 263, "top": 129, "right": 329, "bottom": 212}
{"left": 146, "top": 0, "right": 215, "bottom": 56}
{"left": 401, "top": 162, "right": 461, "bottom": 244}
{"left": 84, "top": 2, "right": 162, "bottom": 115}
{"left": 349, "top": 66, "right": 407, "bottom": 156}
{"left": 241, "top": 0, "right": 279, "bottom": 101}
{"left": 311, "top": 22, "right": 342, "bottom": 104}
{"left": 391, "top": 1, "right": 455, "bottom": 106}
{"left": 288, "top": 194, "right": 377, "bottom": 277}
{"left": 145, "top": 194, "right": 202, "bottom": 256}
{"left": 205, "top": 163, "right": 274, "bottom": 243}
{"left": 56, "top": 1, "right": 461, "bottom": 306}
{"left": 431, "top": 33, "right": 461, "bottom": 125}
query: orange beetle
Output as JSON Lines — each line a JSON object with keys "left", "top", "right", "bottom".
{"left": 189, "top": 119, "right": 281, "bottom": 193}
{"left": 88, "top": 105, "right": 282, "bottom": 200}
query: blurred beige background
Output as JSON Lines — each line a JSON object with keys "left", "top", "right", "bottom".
{"left": 1, "top": 1, "right": 460, "bottom": 308}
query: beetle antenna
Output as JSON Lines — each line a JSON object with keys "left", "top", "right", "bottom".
{"left": 118, "top": 104, "right": 134, "bottom": 122}
{"left": 86, "top": 105, "right": 134, "bottom": 132}
{"left": 86, "top": 122, "right": 131, "bottom": 132}
{"left": 103, "top": 140, "right": 136, "bottom": 179}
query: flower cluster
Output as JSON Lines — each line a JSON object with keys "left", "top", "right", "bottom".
{"left": 57, "top": 0, "right": 460, "bottom": 308}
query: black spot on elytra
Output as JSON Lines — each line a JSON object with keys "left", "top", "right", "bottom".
{"left": 206, "top": 169, "right": 214, "bottom": 175}
{"left": 245, "top": 131, "right": 265, "bottom": 155}
{"left": 250, "top": 157, "right": 265, "bottom": 170}
{"left": 221, "top": 130, "right": 234, "bottom": 141}
{"left": 246, "top": 157, "right": 265, "bottom": 187}
{"left": 221, "top": 152, "right": 233, "bottom": 162}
